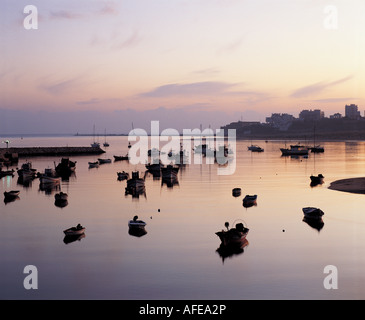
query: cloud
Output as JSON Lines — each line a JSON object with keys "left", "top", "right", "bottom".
{"left": 291, "top": 75, "right": 353, "bottom": 98}
{"left": 39, "top": 77, "right": 82, "bottom": 95}
{"left": 217, "top": 36, "right": 245, "bottom": 55}
{"left": 139, "top": 81, "right": 238, "bottom": 97}
{"left": 111, "top": 30, "right": 142, "bottom": 50}
{"left": 97, "top": 2, "right": 118, "bottom": 16}
{"left": 49, "top": 10, "right": 83, "bottom": 20}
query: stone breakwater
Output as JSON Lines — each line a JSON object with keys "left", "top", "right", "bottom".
{"left": 0, "top": 146, "right": 105, "bottom": 158}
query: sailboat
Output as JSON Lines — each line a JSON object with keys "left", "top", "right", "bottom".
{"left": 103, "top": 129, "right": 110, "bottom": 147}
{"left": 91, "top": 125, "right": 100, "bottom": 148}
{"left": 309, "top": 125, "right": 324, "bottom": 153}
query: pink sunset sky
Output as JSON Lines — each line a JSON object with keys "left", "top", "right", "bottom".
{"left": 1, "top": 0, "right": 364, "bottom": 134}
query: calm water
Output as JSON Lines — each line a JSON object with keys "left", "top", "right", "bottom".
{"left": 1, "top": 136, "right": 365, "bottom": 300}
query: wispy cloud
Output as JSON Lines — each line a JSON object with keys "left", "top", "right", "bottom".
{"left": 39, "top": 77, "right": 82, "bottom": 95}
{"left": 111, "top": 30, "right": 142, "bottom": 50}
{"left": 290, "top": 76, "right": 354, "bottom": 98}
{"left": 139, "top": 81, "right": 237, "bottom": 97}
{"left": 49, "top": 10, "right": 83, "bottom": 20}
{"left": 217, "top": 36, "right": 245, "bottom": 55}
{"left": 97, "top": 2, "right": 118, "bottom": 16}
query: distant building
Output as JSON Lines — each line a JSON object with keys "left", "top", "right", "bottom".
{"left": 329, "top": 113, "right": 342, "bottom": 119}
{"left": 345, "top": 104, "right": 361, "bottom": 119}
{"left": 299, "top": 109, "right": 324, "bottom": 121}
{"left": 265, "top": 113, "right": 295, "bottom": 131}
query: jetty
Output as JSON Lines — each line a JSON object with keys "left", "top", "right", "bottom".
{"left": 0, "top": 146, "right": 105, "bottom": 159}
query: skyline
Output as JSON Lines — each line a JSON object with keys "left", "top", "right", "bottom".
{"left": 1, "top": 0, "right": 365, "bottom": 134}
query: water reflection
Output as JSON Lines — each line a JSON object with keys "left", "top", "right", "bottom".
{"left": 302, "top": 217, "right": 324, "bottom": 232}
{"left": 216, "top": 239, "right": 249, "bottom": 263}
{"left": 63, "top": 233, "right": 86, "bottom": 244}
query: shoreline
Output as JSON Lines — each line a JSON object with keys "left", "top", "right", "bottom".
{"left": 328, "top": 178, "right": 365, "bottom": 195}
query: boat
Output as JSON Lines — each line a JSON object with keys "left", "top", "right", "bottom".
{"left": 310, "top": 145, "right": 324, "bottom": 153}
{"left": 280, "top": 144, "right": 309, "bottom": 156}
{"left": 126, "top": 171, "right": 145, "bottom": 189}
{"left": 161, "top": 165, "right": 179, "bottom": 179}
{"left": 242, "top": 194, "right": 257, "bottom": 207}
{"left": 0, "top": 169, "right": 15, "bottom": 177}
{"left": 55, "top": 158, "right": 76, "bottom": 175}
{"left": 88, "top": 161, "right": 99, "bottom": 168}
{"left": 103, "top": 129, "right": 110, "bottom": 147}
{"left": 4, "top": 190, "right": 20, "bottom": 198}
{"left": 146, "top": 161, "right": 163, "bottom": 172}
{"left": 117, "top": 171, "right": 129, "bottom": 180}
{"left": 310, "top": 174, "right": 324, "bottom": 185}
{"left": 91, "top": 124, "right": 100, "bottom": 148}
{"left": 39, "top": 168, "right": 61, "bottom": 184}
{"left": 17, "top": 161, "right": 37, "bottom": 179}
{"left": 216, "top": 222, "right": 249, "bottom": 246}
{"left": 63, "top": 224, "right": 85, "bottom": 236}
{"left": 128, "top": 215, "right": 147, "bottom": 229}
{"left": 98, "top": 158, "right": 112, "bottom": 164}
{"left": 302, "top": 207, "right": 324, "bottom": 220}
{"left": 232, "top": 188, "right": 241, "bottom": 197}
{"left": 248, "top": 145, "right": 264, "bottom": 152}
{"left": 55, "top": 192, "right": 68, "bottom": 201}
{"left": 113, "top": 155, "right": 129, "bottom": 161}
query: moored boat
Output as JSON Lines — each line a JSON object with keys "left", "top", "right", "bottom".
{"left": 232, "top": 188, "right": 241, "bottom": 197}
{"left": 302, "top": 207, "right": 324, "bottom": 220}
{"left": 55, "top": 158, "right": 76, "bottom": 176}
{"left": 4, "top": 190, "right": 20, "bottom": 198}
{"left": 310, "top": 174, "right": 324, "bottom": 185}
{"left": 126, "top": 171, "right": 145, "bottom": 189}
{"left": 117, "top": 171, "right": 129, "bottom": 180}
{"left": 17, "top": 161, "right": 37, "bottom": 179}
{"left": 88, "top": 161, "right": 99, "bottom": 168}
{"left": 161, "top": 165, "right": 179, "bottom": 179}
{"left": 63, "top": 224, "right": 85, "bottom": 236}
{"left": 280, "top": 144, "right": 309, "bottom": 156}
{"left": 248, "top": 145, "right": 264, "bottom": 152}
{"left": 39, "top": 168, "right": 61, "bottom": 184}
{"left": 128, "top": 215, "right": 147, "bottom": 229}
{"left": 114, "top": 155, "right": 129, "bottom": 161}
{"left": 55, "top": 192, "right": 68, "bottom": 201}
{"left": 216, "top": 222, "right": 249, "bottom": 246}
{"left": 242, "top": 194, "right": 257, "bottom": 207}
{"left": 98, "top": 158, "right": 112, "bottom": 164}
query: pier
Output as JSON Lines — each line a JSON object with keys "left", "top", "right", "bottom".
{"left": 0, "top": 146, "right": 105, "bottom": 158}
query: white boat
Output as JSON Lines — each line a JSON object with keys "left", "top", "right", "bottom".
{"left": 128, "top": 215, "right": 147, "bottom": 229}
{"left": 302, "top": 207, "right": 324, "bottom": 220}
{"left": 39, "top": 168, "right": 61, "bottom": 184}
{"left": 63, "top": 224, "right": 85, "bottom": 236}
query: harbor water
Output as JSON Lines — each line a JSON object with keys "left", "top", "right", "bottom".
{"left": 1, "top": 136, "right": 365, "bottom": 299}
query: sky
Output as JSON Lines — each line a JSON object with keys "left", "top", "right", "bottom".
{"left": 1, "top": 0, "right": 365, "bottom": 134}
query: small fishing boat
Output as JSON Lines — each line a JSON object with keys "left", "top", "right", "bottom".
{"left": 4, "top": 190, "right": 20, "bottom": 198}
{"left": 161, "top": 165, "right": 179, "bottom": 179}
{"left": 242, "top": 195, "right": 257, "bottom": 207}
{"left": 216, "top": 222, "right": 249, "bottom": 246}
{"left": 55, "top": 192, "right": 68, "bottom": 201}
{"left": 88, "top": 161, "right": 99, "bottom": 168}
{"left": 39, "top": 168, "right": 61, "bottom": 184}
{"left": 232, "top": 188, "right": 241, "bottom": 197}
{"left": 126, "top": 171, "right": 145, "bottom": 189}
{"left": 98, "top": 158, "right": 112, "bottom": 164}
{"left": 310, "top": 145, "right": 324, "bottom": 153}
{"left": 310, "top": 174, "right": 324, "bottom": 185}
{"left": 302, "top": 207, "right": 324, "bottom": 220}
{"left": 128, "top": 215, "right": 147, "bottom": 229}
{"left": 63, "top": 224, "right": 85, "bottom": 236}
{"left": 113, "top": 155, "right": 129, "bottom": 161}
{"left": 0, "top": 169, "right": 15, "bottom": 178}
{"left": 280, "top": 144, "right": 309, "bottom": 156}
{"left": 55, "top": 158, "right": 76, "bottom": 176}
{"left": 117, "top": 171, "right": 129, "bottom": 180}
{"left": 248, "top": 145, "right": 264, "bottom": 152}
{"left": 17, "top": 161, "right": 37, "bottom": 179}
